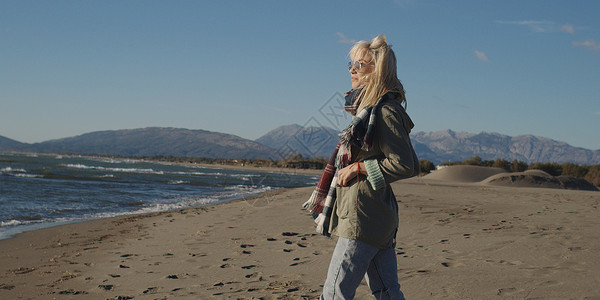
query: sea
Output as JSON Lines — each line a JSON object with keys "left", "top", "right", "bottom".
{"left": 0, "top": 152, "right": 319, "bottom": 240}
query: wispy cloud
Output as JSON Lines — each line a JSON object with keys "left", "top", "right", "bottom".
{"left": 497, "top": 20, "right": 579, "bottom": 35}
{"left": 573, "top": 39, "right": 600, "bottom": 51}
{"left": 496, "top": 20, "right": 554, "bottom": 33}
{"left": 560, "top": 24, "right": 575, "bottom": 34}
{"left": 474, "top": 50, "right": 489, "bottom": 62}
{"left": 594, "top": 111, "right": 600, "bottom": 116}
{"left": 336, "top": 32, "right": 356, "bottom": 44}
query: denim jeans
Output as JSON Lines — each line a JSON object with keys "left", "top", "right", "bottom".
{"left": 320, "top": 237, "right": 405, "bottom": 299}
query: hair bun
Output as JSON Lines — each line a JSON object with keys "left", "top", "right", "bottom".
{"left": 370, "top": 34, "right": 388, "bottom": 49}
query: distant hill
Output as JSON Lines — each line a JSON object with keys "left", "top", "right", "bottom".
{"left": 0, "top": 135, "right": 28, "bottom": 150}
{"left": 0, "top": 127, "right": 277, "bottom": 159}
{"left": 257, "top": 126, "right": 600, "bottom": 165}
{"left": 410, "top": 129, "right": 600, "bottom": 165}
{"left": 255, "top": 124, "right": 339, "bottom": 159}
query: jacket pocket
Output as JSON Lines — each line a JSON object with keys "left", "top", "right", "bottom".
{"left": 336, "top": 184, "right": 356, "bottom": 219}
{"left": 335, "top": 176, "right": 368, "bottom": 219}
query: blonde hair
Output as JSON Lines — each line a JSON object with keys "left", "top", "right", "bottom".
{"left": 349, "top": 34, "right": 406, "bottom": 111}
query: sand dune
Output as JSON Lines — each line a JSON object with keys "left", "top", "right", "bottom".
{"left": 422, "top": 165, "right": 507, "bottom": 183}
{"left": 424, "top": 165, "right": 598, "bottom": 191}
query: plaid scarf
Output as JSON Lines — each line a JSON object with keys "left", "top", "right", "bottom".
{"left": 303, "top": 89, "right": 386, "bottom": 235}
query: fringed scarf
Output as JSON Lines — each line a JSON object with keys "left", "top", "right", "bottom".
{"left": 303, "top": 89, "right": 386, "bottom": 235}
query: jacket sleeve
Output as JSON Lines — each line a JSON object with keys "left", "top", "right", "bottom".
{"left": 365, "top": 103, "right": 419, "bottom": 190}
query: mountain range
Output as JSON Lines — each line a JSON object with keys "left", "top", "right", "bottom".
{"left": 1, "top": 125, "right": 599, "bottom": 165}
{"left": 0, "top": 127, "right": 274, "bottom": 159}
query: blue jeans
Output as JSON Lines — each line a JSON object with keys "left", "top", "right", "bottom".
{"left": 321, "top": 237, "right": 406, "bottom": 299}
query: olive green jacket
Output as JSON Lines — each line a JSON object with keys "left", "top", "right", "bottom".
{"left": 329, "top": 98, "right": 419, "bottom": 249}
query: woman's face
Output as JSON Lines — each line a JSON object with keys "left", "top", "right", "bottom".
{"left": 349, "top": 48, "right": 374, "bottom": 89}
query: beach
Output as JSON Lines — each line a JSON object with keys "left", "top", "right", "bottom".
{"left": 1, "top": 166, "right": 599, "bottom": 299}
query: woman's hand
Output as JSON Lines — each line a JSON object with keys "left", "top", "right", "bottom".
{"left": 337, "top": 162, "right": 366, "bottom": 187}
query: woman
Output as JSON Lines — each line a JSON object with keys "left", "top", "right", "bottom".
{"left": 304, "top": 34, "right": 419, "bottom": 299}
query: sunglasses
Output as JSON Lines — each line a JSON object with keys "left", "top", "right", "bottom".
{"left": 347, "top": 61, "right": 373, "bottom": 71}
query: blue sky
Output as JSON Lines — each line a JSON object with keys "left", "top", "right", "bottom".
{"left": 1, "top": 0, "right": 599, "bottom": 150}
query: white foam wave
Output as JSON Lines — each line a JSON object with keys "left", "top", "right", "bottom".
{"left": 63, "top": 164, "right": 164, "bottom": 175}
{"left": 0, "top": 167, "right": 42, "bottom": 178}
{"left": 89, "top": 157, "right": 141, "bottom": 164}
{"left": 0, "top": 219, "right": 28, "bottom": 227}
{"left": 0, "top": 217, "right": 49, "bottom": 228}
{"left": 219, "top": 185, "right": 272, "bottom": 199}
{"left": 1, "top": 167, "right": 26, "bottom": 173}
{"left": 14, "top": 173, "right": 43, "bottom": 178}
{"left": 168, "top": 180, "right": 189, "bottom": 185}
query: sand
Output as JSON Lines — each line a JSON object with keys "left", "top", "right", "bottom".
{"left": 1, "top": 166, "right": 599, "bottom": 299}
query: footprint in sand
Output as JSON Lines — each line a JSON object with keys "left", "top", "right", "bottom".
{"left": 241, "top": 265, "right": 257, "bottom": 269}
{"left": 58, "top": 289, "right": 88, "bottom": 295}
{"left": 245, "top": 272, "right": 264, "bottom": 281}
{"left": 98, "top": 284, "right": 114, "bottom": 291}
{"left": 240, "top": 244, "right": 254, "bottom": 254}
{"left": 496, "top": 287, "right": 518, "bottom": 296}
{"left": 143, "top": 287, "right": 158, "bottom": 294}
{"left": 440, "top": 259, "right": 465, "bottom": 268}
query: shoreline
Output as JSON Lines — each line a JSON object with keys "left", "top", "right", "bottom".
{"left": 189, "top": 162, "right": 324, "bottom": 176}
{"left": 0, "top": 155, "right": 323, "bottom": 241}
{"left": 0, "top": 185, "right": 298, "bottom": 242}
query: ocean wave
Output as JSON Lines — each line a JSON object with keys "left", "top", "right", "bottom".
{"left": 219, "top": 185, "right": 272, "bottom": 199}
{"left": 0, "top": 167, "right": 43, "bottom": 178}
{"left": 14, "top": 173, "right": 44, "bottom": 178}
{"left": 0, "top": 219, "right": 29, "bottom": 227}
{"left": 0, "top": 217, "right": 46, "bottom": 228}
{"left": 168, "top": 180, "right": 189, "bottom": 185}
{"left": 1, "top": 167, "right": 26, "bottom": 173}
{"left": 63, "top": 164, "right": 164, "bottom": 175}
{"left": 89, "top": 157, "right": 141, "bottom": 164}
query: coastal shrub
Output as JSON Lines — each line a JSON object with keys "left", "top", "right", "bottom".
{"left": 492, "top": 158, "right": 511, "bottom": 171}
{"left": 465, "top": 156, "right": 483, "bottom": 166}
{"left": 511, "top": 160, "right": 529, "bottom": 172}
{"left": 419, "top": 159, "right": 435, "bottom": 174}
{"left": 561, "top": 163, "right": 588, "bottom": 178}
{"left": 584, "top": 165, "right": 600, "bottom": 187}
